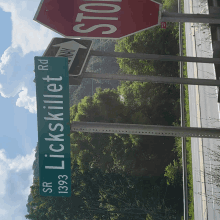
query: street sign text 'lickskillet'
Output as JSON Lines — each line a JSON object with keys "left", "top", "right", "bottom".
{"left": 34, "top": 57, "right": 71, "bottom": 197}
{"left": 34, "top": 0, "right": 162, "bottom": 39}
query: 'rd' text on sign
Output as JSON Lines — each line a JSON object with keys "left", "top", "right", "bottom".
{"left": 34, "top": 56, "right": 71, "bottom": 197}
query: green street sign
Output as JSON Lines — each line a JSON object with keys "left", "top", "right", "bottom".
{"left": 34, "top": 56, "right": 71, "bottom": 197}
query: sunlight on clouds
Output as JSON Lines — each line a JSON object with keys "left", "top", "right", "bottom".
{"left": 0, "top": 0, "right": 58, "bottom": 113}
{"left": 0, "top": 47, "right": 11, "bottom": 75}
{"left": 0, "top": 1, "right": 45, "bottom": 218}
{"left": 0, "top": 1, "right": 13, "bottom": 12}
{"left": 0, "top": 203, "right": 23, "bottom": 220}
{"left": 0, "top": 46, "right": 26, "bottom": 98}
{"left": 0, "top": 148, "right": 35, "bottom": 219}
{"left": 0, "top": 208, "right": 7, "bottom": 216}
{"left": 0, "top": 47, "right": 15, "bottom": 79}
{"left": 11, "top": 11, "right": 55, "bottom": 55}
{"left": 22, "top": 173, "right": 34, "bottom": 197}
{"left": 0, "top": 149, "right": 7, "bottom": 162}
{"left": 8, "top": 148, "right": 35, "bottom": 172}
{"left": 16, "top": 87, "right": 37, "bottom": 113}
{"left": 0, "top": 149, "right": 9, "bottom": 195}
{"left": 0, "top": 0, "right": 57, "bottom": 55}
{"left": 0, "top": 46, "right": 37, "bottom": 113}
{"left": 0, "top": 83, "right": 7, "bottom": 98}
{"left": 0, "top": 148, "right": 35, "bottom": 196}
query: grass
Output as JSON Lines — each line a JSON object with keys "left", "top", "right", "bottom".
{"left": 164, "top": 0, "right": 195, "bottom": 217}
{"left": 182, "top": 21, "right": 194, "bottom": 220}
{"left": 174, "top": 20, "right": 194, "bottom": 220}
{"left": 166, "top": 22, "right": 194, "bottom": 219}
{"left": 177, "top": 0, "right": 194, "bottom": 218}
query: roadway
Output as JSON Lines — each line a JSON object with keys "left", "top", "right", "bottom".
{"left": 184, "top": 0, "right": 220, "bottom": 219}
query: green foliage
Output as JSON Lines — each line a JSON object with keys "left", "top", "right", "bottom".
{"left": 118, "top": 81, "right": 180, "bottom": 126}
{"left": 182, "top": 15, "right": 194, "bottom": 219}
{"left": 26, "top": 4, "right": 185, "bottom": 218}
{"left": 164, "top": 159, "right": 182, "bottom": 186}
{"left": 71, "top": 88, "right": 126, "bottom": 124}
{"left": 26, "top": 162, "right": 178, "bottom": 220}
{"left": 70, "top": 87, "right": 179, "bottom": 178}
{"left": 69, "top": 39, "right": 120, "bottom": 107}
{"left": 115, "top": 24, "right": 179, "bottom": 77}
{"left": 162, "top": 0, "right": 178, "bottom": 13}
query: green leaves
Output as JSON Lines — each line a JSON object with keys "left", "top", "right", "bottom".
{"left": 27, "top": 11, "right": 183, "bottom": 219}
{"left": 71, "top": 88, "right": 126, "bottom": 124}
{"left": 164, "top": 159, "right": 182, "bottom": 186}
{"left": 115, "top": 24, "right": 180, "bottom": 78}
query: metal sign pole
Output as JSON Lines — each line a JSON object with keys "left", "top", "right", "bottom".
{"left": 161, "top": 11, "right": 220, "bottom": 24}
{"left": 178, "top": 1, "right": 188, "bottom": 219}
{"left": 80, "top": 72, "right": 220, "bottom": 86}
{"left": 89, "top": 50, "right": 220, "bottom": 64}
{"left": 70, "top": 50, "right": 220, "bottom": 86}
{"left": 71, "top": 121, "right": 220, "bottom": 139}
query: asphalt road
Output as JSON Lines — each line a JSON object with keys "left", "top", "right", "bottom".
{"left": 184, "top": 0, "right": 220, "bottom": 219}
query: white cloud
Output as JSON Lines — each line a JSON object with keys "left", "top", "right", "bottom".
{"left": 0, "top": 0, "right": 60, "bottom": 113}
{"left": 0, "top": 150, "right": 8, "bottom": 195}
{"left": 22, "top": 173, "right": 34, "bottom": 197}
{"left": 11, "top": 9, "right": 55, "bottom": 55}
{"left": 0, "top": 147, "right": 35, "bottom": 219}
{"left": 0, "top": 0, "right": 57, "bottom": 55}
{"left": 0, "top": 47, "right": 11, "bottom": 75}
{"left": 0, "top": 148, "right": 35, "bottom": 196}
{"left": 0, "top": 208, "right": 7, "bottom": 216}
{"left": 16, "top": 87, "right": 37, "bottom": 113}
{"left": 0, "top": 1, "right": 46, "bottom": 219}
{"left": 0, "top": 47, "right": 26, "bottom": 98}
{"left": 0, "top": 46, "right": 39, "bottom": 112}
{"left": 8, "top": 149, "right": 35, "bottom": 172}
{"left": 0, "top": 203, "right": 24, "bottom": 220}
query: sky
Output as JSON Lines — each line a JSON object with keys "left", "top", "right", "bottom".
{"left": 0, "top": 0, "right": 60, "bottom": 219}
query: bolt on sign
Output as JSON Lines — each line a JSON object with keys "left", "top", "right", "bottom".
{"left": 34, "top": 56, "right": 71, "bottom": 197}
{"left": 33, "top": 0, "right": 162, "bottom": 39}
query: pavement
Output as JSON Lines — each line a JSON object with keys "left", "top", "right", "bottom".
{"left": 184, "top": 0, "right": 220, "bottom": 219}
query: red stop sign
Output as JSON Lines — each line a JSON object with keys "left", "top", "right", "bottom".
{"left": 34, "top": 0, "right": 162, "bottom": 39}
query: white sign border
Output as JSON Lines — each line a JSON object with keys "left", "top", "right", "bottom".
{"left": 33, "top": 0, "right": 163, "bottom": 40}
{"left": 43, "top": 38, "right": 93, "bottom": 77}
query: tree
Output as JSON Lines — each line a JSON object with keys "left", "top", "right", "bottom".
{"left": 70, "top": 87, "right": 178, "bottom": 177}
{"left": 115, "top": 24, "right": 179, "bottom": 78}
{"left": 26, "top": 160, "right": 178, "bottom": 220}
{"left": 26, "top": 15, "right": 183, "bottom": 219}
{"left": 69, "top": 39, "right": 119, "bottom": 107}
{"left": 26, "top": 84, "right": 182, "bottom": 219}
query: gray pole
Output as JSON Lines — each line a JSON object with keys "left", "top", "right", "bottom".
{"left": 161, "top": 12, "right": 220, "bottom": 24}
{"left": 71, "top": 121, "right": 220, "bottom": 139}
{"left": 178, "top": 1, "right": 188, "bottom": 220}
{"left": 81, "top": 72, "right": 220, "bottom": 86}
{"left": 89, "top": 50, "right": 220, "bottom": 64}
